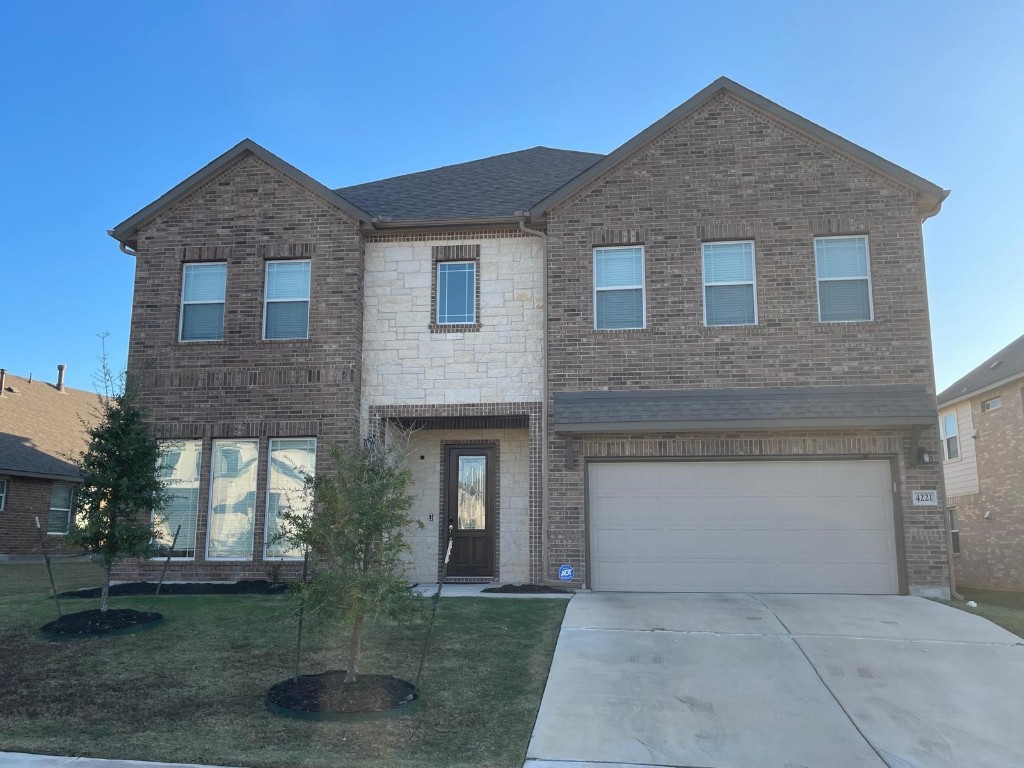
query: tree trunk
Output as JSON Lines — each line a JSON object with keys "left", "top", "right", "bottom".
{"left": 345, "top": 611, "right": 365, "bottom": 684}
{"left": 100, "top": 564, "right": 111, "bottom": 613}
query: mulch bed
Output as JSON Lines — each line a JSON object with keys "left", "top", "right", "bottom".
{"left": 41, "top": 608, "right": 163, "bottom": 637}
{"left": 58, "top": 580, "right": 288, "bottom": 598}
{"left": 482, "top": 583, "right": 570, "bottom": 594}
{"left": 267, "top": 671, "right": 417, "bottom": 718}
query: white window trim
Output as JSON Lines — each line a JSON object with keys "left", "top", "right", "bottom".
{"left": 47, "top": 483, "right": 74, "bottom": 535}
{"left": 435, "top": 261, "right": 477, "bottom": 325}
{"left": 263, "top": 437, "right": 316, "bottom": 561}
{"left": 593, "top": 245, "right": 647, "bottom": 331}
{"left": 151, "top": 440, "right": 202, "bottom": 561}
{"left": 0, "top": 478, "right": 6, "bottom": 512}
{"left": 179, "top": 262, "right": 227, "bottom": 343}
{"left": 263, "top": 260, "right": 311, "bottom": 341}
{"left": 982, "top": 396, "right": 1002, "bottom": 412}
{"left": 940, "top": 412, "right": 960, "bottom": 462}
{"left": 814, "top": 235, "right": 875, "bottom": 323}
{"left": 205, "top": 439, "right": 259, "bottom": 561}
{"left": 701, "top": 240, "right": 758, "bottom": 327}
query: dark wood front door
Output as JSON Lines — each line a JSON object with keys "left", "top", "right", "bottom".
{"left": 445, "top": 446, "right": 496, "bottom": 578}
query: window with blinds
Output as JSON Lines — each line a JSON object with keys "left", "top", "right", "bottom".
{"left": 594, "top": 246, "right": 645, "bottom": 330}
{"left": 265, "top": 438, "right": 316, "bottom": 559}
{"left": 206, "top": 439, "right": 259, "bottom": 559}
{"left": 264, "top": 260, "right": 311, "bottom": 340}
{"left": 180, "top": 263, "right": 226, "bottom": 341}
{"left": 155, "top": 440, "right": 202, "bottom": 558}
{"left": 815, "top": 236, "right": 873, "bottom": 322}
{"left": 48, "top": 483, "right": 74, "bottom": 534}
{"left": 702, "top": 241, "right": 757, "bottom": 326}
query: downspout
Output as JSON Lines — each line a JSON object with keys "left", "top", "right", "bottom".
{"left": 518, "top": 216, "right": 550, "bottom": 586}
{"left": 108, "top": 230, "right": 137, "bottom": 257}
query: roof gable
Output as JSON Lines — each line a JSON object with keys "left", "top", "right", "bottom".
{"left": 530, "top": 77, "right": 948, "bottom": 220}
{"left": 109, "top": 139, "right": 373, "bottom": 249}
{"left": 938, "top": 333, "right": 1024, "bottom": 406}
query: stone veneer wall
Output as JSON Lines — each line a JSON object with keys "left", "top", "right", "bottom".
{"left": 403, "top": 428, "right": 530, "bottom": 583}
{"left": 949, "top": 384, "right": 1024, "bottom": 589}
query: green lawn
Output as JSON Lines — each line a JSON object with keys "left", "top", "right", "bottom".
{"left": 0, "top": 562, "right": 567, "bottom": 768}
{"left": 938, "top": 587, "right": 1024, "bottom": 640}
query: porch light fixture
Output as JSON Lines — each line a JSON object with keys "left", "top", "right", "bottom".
{"left": 917, "top": 447, "right": 932, "bottom": 465}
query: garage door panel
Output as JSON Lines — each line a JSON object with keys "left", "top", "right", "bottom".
{"left": 588, "top": 460, "right": 899, "bottom": 594}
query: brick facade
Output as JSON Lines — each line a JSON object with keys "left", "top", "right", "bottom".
{"left": 544, "top": 91, "right": 948, "bottom": 593}
{"left": 947, "top": 383, "right": 1024, "bottom": 589}
{"left": 0, "top": 476, "right": 74, "bottom": 555}
{"left": 114, "top": 153, "right": 364, "bottom": 581}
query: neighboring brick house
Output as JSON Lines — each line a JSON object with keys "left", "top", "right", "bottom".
{"left": 0, "top": 367, "right": 99, "bottom": 554}
{"left": 108, "top": 77, "right": 952, "bottom": 596}
{"left": 938, "top": 334, "right": 1024, "bottom": 590}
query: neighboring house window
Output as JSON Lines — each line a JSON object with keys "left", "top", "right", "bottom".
{"left": 155, "top": 440, "right": 202, "bottom": 558}
{"left": 48, "top": 483, "right": 74, "bottom": 535}
{"left": 815, "top": 236, "right": 873, "bottom": 322}
{"left": 0, "top": 478, "right": 6, "bottom": 511}
{"left": 206, "top": 439, "right": 259, "bottom": 559}
{"left": 702, "top": 241, "right": 757, "bottom": 326}
{"left": 264, "top": 260, "right": 311, "bottom": 340}
{"left": 594, "top": 246, "right": 645, "bottom": 330}
{"left": 265, "top": 438, "right": 316, "bottom": 559}
{"left": 180, "top": 262, "right": 227, "bottom": 341}
{"left": 982, "top": 396, "right": 1002, "bottom": 412}
{"left": 948, "top": 507, "right": 960, "bottom": 555}
{"left": 941, "top": 412, "right": 959, "bottom": 460}
{"left": 436, "top": 262, "right": 477, "bottom": 325}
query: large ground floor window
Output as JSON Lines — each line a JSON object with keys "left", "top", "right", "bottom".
{"left": 265, "top": 438, "right": 316, "bottom": 559}
{"left": 155, "top": 440, "right": 203, "bottom": 557}
{"left": 207, "top": 439, "right": 260, "bottom": 560}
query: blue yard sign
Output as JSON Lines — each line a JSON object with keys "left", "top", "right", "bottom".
{"left": 558, "top": 564, "right": 574, "bottom": 582}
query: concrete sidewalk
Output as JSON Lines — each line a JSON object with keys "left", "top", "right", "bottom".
{"left": 526, "top": 593, "right": 1024, "bottom": 768}
{"left": 0, "top": 754, "right": 237, "bottom": 768}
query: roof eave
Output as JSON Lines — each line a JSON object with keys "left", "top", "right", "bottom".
{"left": 937, "top": 370, "right": 1024, "bottom": 409}
{"left": 108, "top": 139, "right": 373, "bottom": 251}
{"left": 360, "top": 215, "right": 525, "bottom": 234}
{"left": 530, "top": 76, "right": 948, "bottom": 219}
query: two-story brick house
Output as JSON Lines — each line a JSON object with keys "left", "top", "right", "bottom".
{"left": 938, "top": 334, "right": 1024, "bottom": 590}
{"left": 109, "top": 77, "right": 952, "bottom": 596}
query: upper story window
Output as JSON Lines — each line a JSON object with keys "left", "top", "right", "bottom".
{"left": 264, "top": 260, "right": 311, "bottom": 340}
{"left": 702, "top": 241, "right": 757, "bottom": 326}
{"left": 0, "top": 478, "right": 6, "bottom": 511}
{"left": 594, "top": 246, "right": 645, "bottom": 330}
{"left": 437, "top": 262, "right": 477, "bottom": 325}
{"left": 982, "top": 396, "right": 1002, "bottom": 412}
{"left": 180, "top": 262, "right": 227, "bottom": 342}
{"left": 815, "top": 236, "right": 873, "bottom": 322}
{"left": 941, "top": 412, "right": 959, "bottom": 460}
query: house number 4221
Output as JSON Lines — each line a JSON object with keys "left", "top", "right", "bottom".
{"left": 912, "top": 490, "right": 938, "bottom": 506}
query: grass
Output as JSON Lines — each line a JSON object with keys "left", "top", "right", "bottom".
{"left": 937, "top": 586, "right": 1024, "bottom": 640}
{"left": 0, "top": 562, "right": 567, "bottom": 768}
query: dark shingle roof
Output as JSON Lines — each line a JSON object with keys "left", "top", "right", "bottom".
{"left": 552, "top": 386, "right": 937, "bottom": 433}
{"left": 335, "top": 146, "right": 603, "bottom": 222}
{"left": 937, "top": 334, "right": 1024, "bottom": 405}
{"left": 0, "top": 374, "right": 100, "bottom": 480}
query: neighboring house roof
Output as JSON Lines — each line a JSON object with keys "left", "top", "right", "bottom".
{"left": 0, "top": 373, "right": 100, "bottom": 481}
{"left": 109, "top": 77, "right": 947, "bottom": 243}
{"left": 937, "top": 333, "right": 1024, "bottom": 407}
{"left": 335, "top": 147, "right": 603, "bottom": 223}
{"left": 108, "top": 139, "right": 374, "bottom": 249}
{"left": 552, "top": 385, "right": 937, "bottom": 433}
{"left": 530, "top": 77, "right": 948, "bottom": 220}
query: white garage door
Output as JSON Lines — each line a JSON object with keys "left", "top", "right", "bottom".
{"left": 589, "top": 460, "right": 899, "bottom": 594}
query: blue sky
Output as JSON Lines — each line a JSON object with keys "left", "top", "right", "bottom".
{"left": 1, "top": 0, "right": 1021, "bottom": 393}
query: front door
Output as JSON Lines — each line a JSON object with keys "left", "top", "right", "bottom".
{"left": 445, "top": 446, "right": 496, "bottom": 578}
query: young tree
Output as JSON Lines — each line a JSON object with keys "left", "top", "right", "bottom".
{"left": 64, "top": 362, "right": 167, "bottom": 612}
{"left": 279, "top": 437, "right": 422, "bottom": 684}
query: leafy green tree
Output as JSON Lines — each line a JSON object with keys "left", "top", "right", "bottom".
{"left": 279, "top": 437, "right": 422, "bottom": 683}
{"left": 65, "top": 365, "right": 168, "bottom": 612}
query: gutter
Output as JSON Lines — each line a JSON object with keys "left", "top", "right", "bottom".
{"left": 107, "top": 229, "right": 137, "bottom": 257}
{"left": 937, "top": 371, "right": 1024, "bottom": 410}
{"left": 517, "top": 215, "right": 551, "bottom": 587}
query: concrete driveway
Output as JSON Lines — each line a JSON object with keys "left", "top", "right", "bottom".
{"left": 526, "top": 593, "right": 1024, "bottom": 768}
